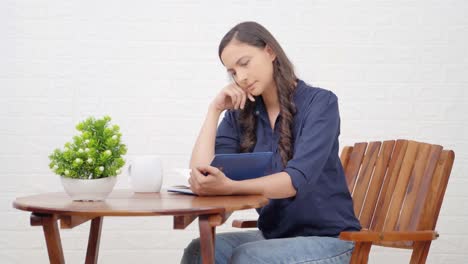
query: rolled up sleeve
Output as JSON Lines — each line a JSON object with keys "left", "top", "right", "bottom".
{"left": 215, "top": 110, "right": 241, "bottom": 154}
{"left": 284, "top": 91, "right": 340, "bottom": 193}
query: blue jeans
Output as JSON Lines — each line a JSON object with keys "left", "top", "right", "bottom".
{"left": 181, "top": 230, "right": 354, "bottom": 264}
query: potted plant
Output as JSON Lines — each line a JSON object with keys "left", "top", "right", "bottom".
{"left": 49, "top": 115, "right": 127, "bottom": 201}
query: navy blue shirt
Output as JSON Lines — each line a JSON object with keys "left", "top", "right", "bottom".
{"left": 215, "top": 79, "right": 361, "bottom": 239}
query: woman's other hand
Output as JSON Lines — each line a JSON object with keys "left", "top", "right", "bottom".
{"left": 188, "top": 165, "right": 235, "bottom": 196}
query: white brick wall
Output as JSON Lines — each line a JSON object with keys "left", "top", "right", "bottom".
{"left": 1, "top": 0, "right": 467, "bottom": 263}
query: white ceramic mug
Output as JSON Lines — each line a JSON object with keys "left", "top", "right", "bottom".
{"left": 127, "top": 155, "right": 163, "bottom": 192}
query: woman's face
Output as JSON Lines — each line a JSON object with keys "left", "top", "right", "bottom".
{"left": 220, "top": 40, "right": 276, "bottom": 96}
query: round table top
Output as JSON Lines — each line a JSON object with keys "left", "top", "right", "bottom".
{"left": 12, "top": 189, "right": 269, "bottom": 217}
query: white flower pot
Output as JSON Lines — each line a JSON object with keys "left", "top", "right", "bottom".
{"left": 60, "top": 176, "right": 117, "bottom": 201}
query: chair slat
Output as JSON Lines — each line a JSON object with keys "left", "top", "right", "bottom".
{"left": 340, "top": 146, "right": 353, "bottom": 171}
{"left": 412, "top": 150, "right": 454, "bottom": 230}
{"left": 397, "top": 143, "right": 432, "bottom": 231}
{"left": 371, "top": 139, "right": 409, "bottom": 231}
{"left": 384, "top": 140, "right": 420, "bottom": 231}
{"left": 344, "top": 142, "right": 368, "bottom": 194}
{"left": 352, "top": 141, "right": 382, "bottom": 219}
{"left": 360, "top": 140, "right": 395, "bottom": 229}
{"left": 399, "top": 144, "right": 442, "bottom": 231}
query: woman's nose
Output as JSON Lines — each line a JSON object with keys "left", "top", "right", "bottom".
{"left": 235, "top": 70, "right": 248, "bottom": 86}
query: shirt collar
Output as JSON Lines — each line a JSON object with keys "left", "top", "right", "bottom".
{"left": 254, "top": 96, "right": 267, "bottom": 121}
{"left": 254, "top": 79, "right": 304, "bottom": 122}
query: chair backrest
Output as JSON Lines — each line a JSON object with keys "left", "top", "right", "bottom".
{"left": 340, "top": 139, "right": 454, "bottom": 249}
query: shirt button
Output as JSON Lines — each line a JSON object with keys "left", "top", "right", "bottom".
{"left": 255, "top": 111, "right": 260, "bottom": 115}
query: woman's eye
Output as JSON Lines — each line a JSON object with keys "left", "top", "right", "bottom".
{"left": 240, "top": 60, "right": 250, "bottom": 66}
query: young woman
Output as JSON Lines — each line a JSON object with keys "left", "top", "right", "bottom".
{"left": 181, "top": 21, "right": 361, "bottom": 264}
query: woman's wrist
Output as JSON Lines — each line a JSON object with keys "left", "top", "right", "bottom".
{"left": 208, "top": 102, "right": 224, "bottom": 115}
{"left": 229, "top": 178, "right": 264, "bottom": 196}
{"left": 229, "top": 179, "right": 242, "bottom": 195}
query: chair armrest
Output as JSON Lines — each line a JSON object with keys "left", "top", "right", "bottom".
{"left": 339, "top": 230, "right": 439, "bottom": 242}
{"left": 232, "top": 219, "right": 258, "bottom": 228}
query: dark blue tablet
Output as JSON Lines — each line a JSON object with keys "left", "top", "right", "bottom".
{"left": 210, "top": 152, "right": 273, "bottom": 181}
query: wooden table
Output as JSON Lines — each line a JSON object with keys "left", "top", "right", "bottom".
{"left": 12, "top": 189, "right": 268, "bottom": 264}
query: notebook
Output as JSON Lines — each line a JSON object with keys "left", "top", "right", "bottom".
{"left": 167, "top": 152, "right": 273, "bottom": 195}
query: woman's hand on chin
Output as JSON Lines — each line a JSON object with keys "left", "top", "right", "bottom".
{"left": 210, "top": 83, "right": 255, "bottom": 113}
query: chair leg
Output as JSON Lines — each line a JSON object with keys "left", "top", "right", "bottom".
{"left": 85, "top": 217, "right": 103, "bottom": 264}
{"left": 410, "top": 241, "right": 431, "bottom": 264}
{"left": 349, "top": 242, "right": 372, "bottom": 264}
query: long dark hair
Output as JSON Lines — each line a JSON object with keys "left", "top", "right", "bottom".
{"left": 218, "top": 21, "right": 297, "bottom": 166}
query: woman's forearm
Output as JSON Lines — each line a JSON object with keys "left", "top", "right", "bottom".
{"left": 231, "top": 172, "right": 297, "bottom": 199}
{"left": 189, "top": 105, "right": 223, "bottom": 168}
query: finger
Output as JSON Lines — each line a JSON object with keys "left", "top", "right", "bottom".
{"left": 233, "top": 86, "right": 244, "bottom": 109}
{"left": 234, "top": 89, "right": 243, "bottom": 109}
{"left": 188, "top": 176, "right": 198, "bottom": 193}
{"left": 234, "top": 86, "right": 247, "bottom": 109}
{"left": 230, "top": 87, "right": 241, "bottom": 109}
{"left": 240, "top": 93, "right": 246, "bottom": 110}
{"left": 247, "top": 92, "right": 255, "bottom": 102}
{"left": 192, "top": 167, "right": 208, "bottom": 184}
{"left": 190, "top": 170, "right": 201, "bottom": 186}
{"left": 188, "top": 176, "right": 193, "bottom": 187}
{"left": 197, "top": 165, "right": 221, "bottom": 177}
{"left": 189, "top": 171, "right": 198, "bottom": 186}
{"left": 226, "top": 89, "right": 238, "bottom": 109}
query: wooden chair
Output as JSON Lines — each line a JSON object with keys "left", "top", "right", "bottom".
{"left": 232, "top": 139, "right": 455, "bottom": 264}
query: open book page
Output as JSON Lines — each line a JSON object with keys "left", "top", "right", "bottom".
{"left": 165, "top": 168, "right": 196, "bottom": 195}
{"left": 167, "top": 185, "right": 195, "bottom": 195}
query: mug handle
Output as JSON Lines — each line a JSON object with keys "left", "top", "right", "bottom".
{"left": 127, "top": 160, "right": 132, "bottom": 184}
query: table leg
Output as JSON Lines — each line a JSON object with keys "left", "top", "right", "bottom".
{"left": 31, "top": 213, "right": 65, "bottom": 264}
{"left": 198, "top": 215, "right": 216, "bottom": 264}
{"left": 85, "top": 217, "right": 103, "bottom": 264}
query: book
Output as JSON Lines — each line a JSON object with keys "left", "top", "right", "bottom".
{"left": 167, "top": 152, "right": 273, "bottom": 195}
{"left": 210, "top": 152, "right": 273, "bottom": 181}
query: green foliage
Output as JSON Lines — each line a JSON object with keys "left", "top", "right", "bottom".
{"left": 49, "top": 116, "right": 127, "bottom": 179}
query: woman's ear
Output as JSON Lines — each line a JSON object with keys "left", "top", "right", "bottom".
{"left": 264, "top": 45, "right": 277, "bottom": 62}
